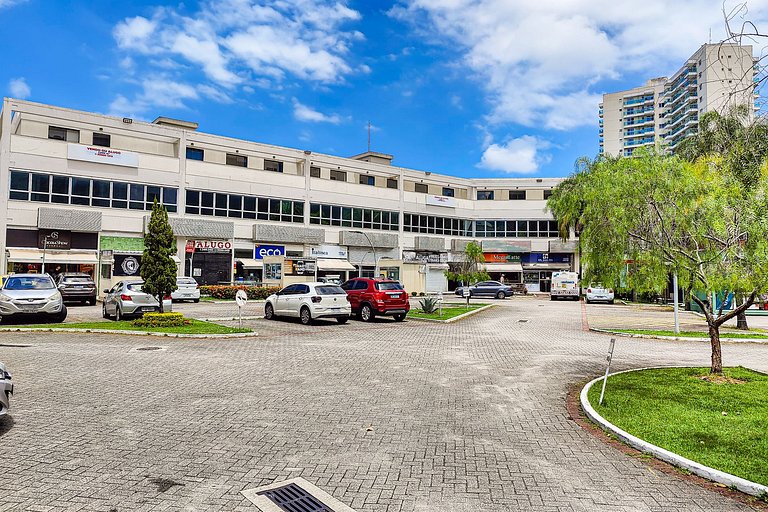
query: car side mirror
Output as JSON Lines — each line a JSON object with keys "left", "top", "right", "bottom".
{"left": 103, "top": 289, "right": 110, "bottom": 294}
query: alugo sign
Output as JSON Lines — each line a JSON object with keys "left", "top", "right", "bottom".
{"left": 186, "top": 240, "right": 233, "bottom": 253}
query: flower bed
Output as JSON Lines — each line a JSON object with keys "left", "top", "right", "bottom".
{"left": 199, "top": 285, "right": 280, "bottom": 300}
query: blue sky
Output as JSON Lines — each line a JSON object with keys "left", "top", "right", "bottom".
{"left": 1, "top": 0, "right": 766, "bottom": 178}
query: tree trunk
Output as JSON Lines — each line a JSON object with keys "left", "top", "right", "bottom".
{"left": 158, "top": 294, "right": 164, "bottom": 313}
{"left": 735, "top": 294, "right": 748, "bottom": 330}
{"left": 708, "top": 322, "right": 723, "bottom": 374}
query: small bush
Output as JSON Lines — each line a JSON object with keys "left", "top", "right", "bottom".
{"left": 132, "top": 312, "right": 189, "bottom": 328}
{"left": 419, "top": 297, "right": 438, "bottom": 314}
{"left": 199, "top": 285, "right": 280, "bottom": 300}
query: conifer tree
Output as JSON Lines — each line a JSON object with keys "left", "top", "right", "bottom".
{"left": 140, "top": 200, "right": 177, "bottom": 313}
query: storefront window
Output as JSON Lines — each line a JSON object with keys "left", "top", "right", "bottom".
{"left": 265, "top": 263, "right": 282, "bottom": 280}
{"left": 309, "top": 203, "right": 399, "bottom": 231}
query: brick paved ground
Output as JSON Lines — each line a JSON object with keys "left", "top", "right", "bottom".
{"left": 1, "top": 297, "right": 766, "bottom": 511}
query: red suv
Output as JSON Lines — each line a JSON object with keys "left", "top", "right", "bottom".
{"left": 340, "top": 278, "right": 410, "bottom": 322}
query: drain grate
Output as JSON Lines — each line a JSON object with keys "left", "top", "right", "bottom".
{"left": 258, "top": 483, "right": 333, "bottom": 512}
{"left": 136, "top": 346, "right": 162, "bottom": 351}
{"left": 518, "top": 319, "right": 529, "bottom": 323}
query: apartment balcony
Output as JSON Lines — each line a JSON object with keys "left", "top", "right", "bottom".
{"left": 624, "top": 137, "right": 655, "bottom": 147}
{"left": 623, "top": 117, "right": 654, "bottom": 127}
{"left": 624, "top": 127, "right": 655, "bottom": 136}
{"left": 665, "top": 117, "right": 698, "bottom": 140}
{"left": 623, "top": 96, "right": 655, "bottom": 106}
{"left": 623, "top": 107, "right": 655, "bottom": 118}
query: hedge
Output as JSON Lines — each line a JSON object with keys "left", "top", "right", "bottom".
{"left": 132, "top": 312, "right": 189, "bottom": 328}
{"left": 199, "top": 285, "right": 281, "bottom": 300}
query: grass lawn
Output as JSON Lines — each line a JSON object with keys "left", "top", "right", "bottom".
{"left": 612, "top": 328, "right": 768, "bottom": 339}
{"left": 588, "top": 366, "right": 768, "bottom": 487}
{"left": 7, "top": 319, "right": 251, "bottom": 335}
{"left": 408, "top": 304, "right": 489, "bottom": 320}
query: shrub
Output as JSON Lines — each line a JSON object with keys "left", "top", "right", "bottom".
{"left": 199, "top": 285, "right": 280, "bottom": 300}
{"left": 419, "top": 297, "right": 438, "bottom": 314}
{"left": 132, "top": 312, "right": 189, "bottom": 328}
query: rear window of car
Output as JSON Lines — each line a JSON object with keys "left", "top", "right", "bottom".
{"left": 126, "top": 283, "right": 144, "bottom": 292}
{"left": 375, "top": 282, "right": 403, "bottom": 291}
{"left": 4, "top": 276, "right": 54, "bottom": 290}
{"left": 316, "top": 285, "right": 345, "bottom": 295}
{"left": 177, "top": 278, "right": 197, "bottom": 285}
{"left": 63, "top": 277, "right": 93, "bottom": 283}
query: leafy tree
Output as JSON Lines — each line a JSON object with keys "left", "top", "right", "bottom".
{"left": 445, "top": 241, "right": 489, "bottom": 287}
{"left": 548, "top": 149, "right": 768, "bottom": 374}
{"left": 140, "top": 200, "right": 178, "bottom": 313}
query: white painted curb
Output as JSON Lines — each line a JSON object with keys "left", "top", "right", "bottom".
{"left": 407, "top": 303, "right": 496, "bottom": 323}
{"left": 0, "top": 327, "right": 256, "bottom": 339}
{"left": 590, "top": 328, "right": 768, "bottom": 344}
{"left": 581, "top": 366, "right": 768, "bottom": 498}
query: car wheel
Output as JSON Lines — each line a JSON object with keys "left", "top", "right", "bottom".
{"left": 336, "top": 316, "right": 349, "bottom": 324}
{"left": 264, "top": 303, "right": 275, "bottom": 320}
{"left": 193, "top": 299, "right": 200, "bottom": 303}
{"left": 609, "top": 300, "right": 615, "bottom": 305}
{"left": 550, "top": 295, "right": 555, "bottom": 301}
{"left": 89, "top": 298, "right": 97, "bottom": 306}
{"left": 102, "top": 304, "right": 110, "bottom": 319}
{"left": 394, "top": 313, "right": 406, "bottom": 322}
{"left": 585, "top": 299, "right": 591, "bottom": 304}
{"left": 52, "top": 306, "right": 67, "bottom": 323}
{"left": 496, "top": 291, "right": 506, "bottom": 300}
{"left": 115, "top": 307, "right": 123, "bottom": 322}
{"left": 300, "top": 306, "right": 312, "bottom": 325}
{"left": 360, "top": 304, "right": 375, "bottom": 322}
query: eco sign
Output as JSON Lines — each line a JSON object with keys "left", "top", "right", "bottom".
{"left": 254, "top": 245, "right": 285, "bottom": 259}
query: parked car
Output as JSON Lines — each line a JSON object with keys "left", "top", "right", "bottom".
{"left": 550, "top": 271, "right": 580, "bottom": 301}
{"left": 102, "top": 280, "right": 173, "bottom": 321}
{"left": 586, "top": 284, "right": 615, "bottom": 304}
{"left": 264, "top": 282, "right": 351, "bottom": 325}
{"left": 454, "top": 281, "right": 513, "bottom": 299}
{"left": 55, "top": 272, "right": 97, "bottom": 305}
{"left": 0, "top": 362, "right": 12, "bottom": 417}
{"left": 340, "top": 278, "right": 410, "bottom": 322}
{"left": 0, "top": 274, "right": 67, "bottom": 322}
{"left": 171, "top": 276, "right": 200, "bottom": 302}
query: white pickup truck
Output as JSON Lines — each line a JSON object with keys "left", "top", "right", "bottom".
{"left": 550, "top": 271, "right": 580, "bottom": 300}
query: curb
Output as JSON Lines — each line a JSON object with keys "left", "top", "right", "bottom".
{"left": 580, "top": 366, "right": 768, "bottom": 498}
{"left": 407, "top": 304, "right": 496, "bottom": 323}
{"left": 589, "top": 327, "right": 768, "bottom": 344}
{"left": 0, "top": 327, "right": 257, "bottom": 339}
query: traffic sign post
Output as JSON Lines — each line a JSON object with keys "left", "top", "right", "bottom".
{"left": 235, "top": 289, "right": 248, "bottom": 328}
{"left": 599, "top": 338, "right": 616, "bottom": 406}
{"left": 463, "top": 286, "right": 470, "bottom": 308}
{"left": 437, "top": 291, "right": 443, "bottom": 317}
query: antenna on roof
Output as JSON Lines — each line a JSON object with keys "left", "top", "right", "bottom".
{"left": 367, "top": 121, "right": 372, "bottom": 152}
{"left": 709, "top": 28, "right": 712, "bottom": 44}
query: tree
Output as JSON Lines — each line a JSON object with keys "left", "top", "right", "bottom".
{"left": 548, "top": 149, "right": 768, "bottom": 374}
{"left": 140, "top": 200, "right": 178, "bottom": 313}
{"left": 445, "top": 241, "right": 489, "bottom": 287}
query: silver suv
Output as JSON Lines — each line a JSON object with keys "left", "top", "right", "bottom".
{"left": 0, "top": 274, "right": 67, "bottom": 322}
{"left": 0, "top": 362, "right": 12, "bottom": 417}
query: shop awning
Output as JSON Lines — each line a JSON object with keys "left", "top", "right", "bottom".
{"left": 317, "top": 258, "right": 357, "bottom": 271}
{"left": 426, "top": 263, "right": 450, "bottom": 270}
{"left": 6, "top": 249, "right": 99, "bottom": 264}
{"left": 237, "top": 258, "right": 263, "bottom": 269}
{"left": 522, "top": 263, "right": 571, "bottom": 270}
{"left": 484, "top": 262, "right": 523, "bottom": 272}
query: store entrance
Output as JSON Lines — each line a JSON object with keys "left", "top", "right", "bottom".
{"left": 186, "top": 252, "right": 231, "bottom": 285}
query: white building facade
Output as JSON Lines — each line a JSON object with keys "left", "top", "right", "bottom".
{"left": 0, "top": 98, "right": 578, "bottom": 295}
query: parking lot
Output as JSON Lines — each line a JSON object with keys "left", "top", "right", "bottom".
{"left": 1, "top": 297, "right": 766, "bottom": 511}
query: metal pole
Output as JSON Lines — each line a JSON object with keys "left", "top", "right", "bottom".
{"left": 673, "top": 272, "right": 679, "bottom": 334}
{"left": 599, "top": 338, "right": 616, "bottom": 406}
{"left": 41, "top": 236, "right": 48, "bottom": 275}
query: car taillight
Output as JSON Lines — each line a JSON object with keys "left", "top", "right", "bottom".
{"left": 163, "top": 295, "right": 172, "bottom": 300}
{"left": 587, "top": 288, "right": 592, "bottom": 293}
{"left": 120, "top": 294, "right": 132, "bottom": 301}
{"left": 311, "top": 296, "right": 322, "bottom": 303}
{"left": 608, "top": 289, "right": 613, "bottom": 293}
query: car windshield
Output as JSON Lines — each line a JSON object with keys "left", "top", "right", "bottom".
{"left": 63, "top": 277, "right": 92, "bottom": 283}
{"left": 126, "top": 283, "right": 144, "bottom": 292}
{"left": 375, "top": 282, "right": 403, "bottom": 291}
{"left": 316, "top": 285, "right": 345, "bottom": 295}
{"left": 4, "top": 276, "right": 54, "bottom": 290}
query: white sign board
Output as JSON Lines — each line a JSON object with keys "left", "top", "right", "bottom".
{"left": 462, "top": 287, "right": 471, "bottom": 298}
{"left": 310, "top": 245, "right": 348, "bottom": 259}
{"left": 426, "top": 195, "right": 457, "bottom": 208}
{"left": 67, "top": 143, "right": 139, "bottom": 168}
{"left": 235, "top": 289, "right": 248, "bottom": 307}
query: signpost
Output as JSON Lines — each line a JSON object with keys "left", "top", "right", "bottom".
{"left": 599, "top": 338, "right": 616, "bottom": 406}
{"left": 235, "top": 289, "right": 248, "bottom": 328}
{"left": 462, "top": 286, "right": 470, "bottom": 308}
{"left": 437, "top": 291, "right": 443, "bottom": 317}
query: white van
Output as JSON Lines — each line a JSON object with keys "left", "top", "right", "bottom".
{"left": 550, "top": 271, "right": 580, "bottom": 300}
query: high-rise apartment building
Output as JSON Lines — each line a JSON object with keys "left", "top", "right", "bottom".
{"left": 599, "top": 44, "right": 758, "bottom": 157}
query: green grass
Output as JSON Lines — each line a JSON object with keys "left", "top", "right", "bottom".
{"left": 588, "top": 367, "right": 768, "bottom": 486}
{"left": 408, "top": 304, "right": 489, "bottom": 320}
{"left": 612, "top": 329, "right": 768, "bottom": 339}
{"left": 6, "top": 319, "right": 251, "bottom": 335}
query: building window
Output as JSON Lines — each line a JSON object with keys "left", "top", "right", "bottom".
{"left": 186, "top": 147, "right": 204, "bottom": 161}
{"left": 387, "top": 178, "right": 398, "bottom": 189}
{"left": 264, "top": 159, "right": 283, "bottom": 172}
{"left": 404, "top": 213, "right": 471, "bottom": 236}
{"left": 184, "top": 189, "right": 303, "bottom": 223}
{"left": 477, "top": 190, "right": 494, "bottom": 200}
{"left": 310, "top": 166, "right": 321, "bottom": 178}
{"left": 414, "top": 183, "right": 428, "bottom": 193}
{"left": 330, "top": 170, "right": 347, "bottom": 181}
{"left": 48, "top": 126, "right": 80, "bottom": 143}
{"left": 226, "top": 153, "right": 247, "bottom": 167}
{"left": 8, "top": 170, "right": 178, "bottom": 212}
{"left": 309, "top": 202, "right": 399, "bottom": 231}
{"left": 473, "top": 219, "right": 558, "bottom": 238}
{"left": 92, "top": 132, "right": 111, "bottom": 147}
{"left": 543, "top": 190, "right": 553, "bottom": 199}
{"left": 509, "top": 190, "right": 526, "bottom": 200}
{"left": 359, "top": 175, "right": 375, "bottom": 186}
{"left": 442, "top": 187, "right": 455, "bottom": 197}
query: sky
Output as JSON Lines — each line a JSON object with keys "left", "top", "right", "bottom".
{"left": 1, "top": 0, "right": 767, "bottom": 179}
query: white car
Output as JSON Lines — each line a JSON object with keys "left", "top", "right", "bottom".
{"left": 586, "top": 284, "right": 615, "bottom": 304}
{"left": 171, "top": 277, "right": 200, "bottom": 302}
{"left": 0, "top": 362, "right": 12, "bottom": 417}
{"left": 264, "top": 282, "right": 351, "bottom": 325}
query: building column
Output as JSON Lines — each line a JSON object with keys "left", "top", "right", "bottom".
{"left": 0, "top": 99, "right": 13, "bottom": 273}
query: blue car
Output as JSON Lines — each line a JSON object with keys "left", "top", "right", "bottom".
{"left": 454, "top": 281, "right": 513, "bottom": 299}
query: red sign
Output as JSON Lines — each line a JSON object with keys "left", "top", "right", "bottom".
{"left": 187, "top": 240, "right": 232, "bottom": 253}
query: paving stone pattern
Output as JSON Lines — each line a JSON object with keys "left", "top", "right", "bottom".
{"left": 1, "top": 298, "right": 767, "bottom": 511}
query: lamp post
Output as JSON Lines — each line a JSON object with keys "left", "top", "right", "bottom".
{"left": 41, "top": 235, "right": 51, "bottom": 275}
{"left": 351, "top": 230, "right": 377, "bottom": 278}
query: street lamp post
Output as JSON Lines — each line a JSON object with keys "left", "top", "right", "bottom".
{"left": 41, "top": 235, "right": 50, "bottom": 275}
{"left": 351, "top": 230, "right": 377, "bottom": 278}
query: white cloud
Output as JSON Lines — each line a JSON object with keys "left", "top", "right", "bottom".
{"left": 109, "top": 78, "right": 199, "bottom": 117}
{"left": 292, "top": 99, "right": 341, "bottom": 123}
{"left": 479, "top": 135, "right": 551, "bottom": 174}
{"left": 8, "top": 77, "right": 30, "bottom": 99}
{"left": 391, "top": 0, "right": 768, "bottom": 130}
{"left": 0, "top": 0, "right": 26, "bottom": 8}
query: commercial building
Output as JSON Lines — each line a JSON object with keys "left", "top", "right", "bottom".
{"left": 0, "top": 98, "right": 577, "bottom": 295}
{"left": 599, "top": 43, "right": 758, "bottom": 157}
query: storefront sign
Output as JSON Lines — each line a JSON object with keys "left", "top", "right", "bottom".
{"left": 310, "top": 245, "right": 348, "bottom": 259}
{"left": 481, "top": 240, "right": 531, "bottom": 252}
{"left": 402, "top": 251, "right": 447, "bottom": 264}
{"left": 67, "top": 143, "right": 139, "bottom": 168}
{"left": 38, "top": 229, "right": 71, "bottom": 250}
{"left": 114, "top": 254, "right": 142, "bottom": 276}
{"left": 426, "top": 195, "right": 457, "bottom": 208}
{"left": 524, "top": 253, "right": 571, "bottom": 264}
{"left": 186, "top": 240, "right": 233, "bottom": 253}
{"left": 254, "top": 244, "right": 285, "bottom": 259}
{"left": 483, "top": 253, "right": 522, "bottom": 263}
{"left": 284, "top": 259, "right": 316, "bottom": 276}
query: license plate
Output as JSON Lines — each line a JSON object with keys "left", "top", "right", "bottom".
{"left": 141, "top": 307, "right": 155, "bottom": 312}
{"left": 387, "top": 293, "right": 401, "bottom": 298}
{"left": 18, "top": 304, "right": 40, "bottom": 311}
